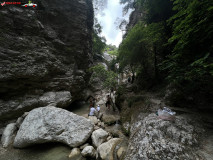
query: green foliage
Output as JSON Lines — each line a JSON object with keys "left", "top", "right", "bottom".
{"left": 93, "top": 19, "right": 106, "bottom": 55}
{"left": 138, "top": 0, "right": 174, "bottom": 23}
{"left": 93, "top": 32, "right": 106, "bottom": 55}
{"left": 105, "top": 44, "right": 118, "bottom": 55}
{"left": 89, "top": 64, "right": 118, "bottom": 90}
{"left": 161, "top": 0, "right": 213, "bottom": 104}
{"left": 118, "top": 21, "right": 166, "bottom": 87}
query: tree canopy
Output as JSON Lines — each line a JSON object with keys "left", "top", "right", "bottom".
{"left": 118, "top": 0, "right": 213, "bottom": 106}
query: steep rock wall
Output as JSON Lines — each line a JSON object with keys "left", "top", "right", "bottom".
{"left": 0, "top": 0, "right": 93, "bottom": 122}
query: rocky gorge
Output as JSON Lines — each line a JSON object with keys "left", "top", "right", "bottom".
{"left": 0, "top": 0, "right": 213, "bottom": 160}
{"left": 0, "top": 0, "right": 93, "bottom": 126}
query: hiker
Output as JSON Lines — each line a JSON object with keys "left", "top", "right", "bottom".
{"left": 111, "top": 90, "right": 116, "bottom": 111}
{"left": 92, "top": 97, "right": 96, "bottom": 107}
{"left": 96, "top": 104, "right": 100, "bottom": 113}
{"left": 89, "top": 97, "right": 93, "bottom": 109}
{"left": 106, "top": 95, "right": 111, "bottom": 110}
{"left": 88, "top": 106, "right": 97, "bottom": 116}
{"left": 128, "top": 76, "right": 131, "bottom": 83}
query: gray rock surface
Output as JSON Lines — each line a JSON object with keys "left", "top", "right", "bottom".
{"left": 13, "top": 107, "right": 94, "bottom": 148}
{"left": 88, "top": 116, "right": 98, "bottom": 125}
{"left": 0, "top": 0, "right": 93, "bottom": 122}
{"left": 92, "top": 128, "right": 109, "bottom": 148}
{"left": 97, "top": 138, "right": 121, "bottom": 160}
{"left": 0, "top": 91, "right": 71, "bottom": 122}
{"left": 1, "top": 123, "right": 17, "bottom": 148}
{"left": 16, "top": 117, "right": 24, "bottom": 129}
{"left": 125, "top": 113, "right": 204, "bottom": 160}
{"left": 81, "top": 146, "right": 96, "bottom": 158}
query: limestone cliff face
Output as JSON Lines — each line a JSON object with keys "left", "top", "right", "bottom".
{"left": 0, "top": 0, "right": 93, "bottom": 122}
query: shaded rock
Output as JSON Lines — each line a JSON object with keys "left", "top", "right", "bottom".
{"left": 38, "top": 91, "right": 72, "bottom": 108}
{"left": 0, "top": 91, "right": 71, "bottom": 122}
{"left": 16, "top": 117, "right": 24, "bottom": 128}
{"left": 13, "top": 107, "right": 93, "bottom": 148}
{"left": 69, "top": 148, "right": 81, "bottom": 159}
{"left": 117, "top": 146, "right": 126, "bottom": 159}
{"left": 97, "top": 138, "right": 121, "bottom": 160}
{"left": 1, "top": 123, "right": 17, "bottom": 148}
{"left": 81, "top": 146, "right": 96, "bottom": 158}
{"left": 101, "top": 114, "right": 120, "bottom": 125}
{"left": 94, "top": 125, "right": 100, "bottom": 130}
{"left": 0, "top": 0, "right": 93, "bottom": 122}
{"left": 92, "top": 128, "right": 108, "bottom": 148}
{"left": 88, "top": 116, "right": 98, "bottom": 125}
{"left": 80, "top": 143, "right": 90, "bottom": 150}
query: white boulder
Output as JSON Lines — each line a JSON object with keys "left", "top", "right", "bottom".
{"left": 13, "top": 106, "right": 93, "bottom": 148}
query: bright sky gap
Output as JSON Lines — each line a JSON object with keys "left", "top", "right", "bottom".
{"left": 95, "top": 0, "right": 132, "bottom": 47}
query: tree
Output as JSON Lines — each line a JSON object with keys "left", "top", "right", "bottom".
{"left": 161, "top": 0, "right": 213, "bottom": 105}
{"left": 89, "top": 64, "right": 118, "bottom": 90}
{"left": 93, "top": 19, "right": 106, "bottom": 55}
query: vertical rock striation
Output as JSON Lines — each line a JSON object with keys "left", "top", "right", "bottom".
{"left": 0, "top": 0, "right": 93, "bottom": 122}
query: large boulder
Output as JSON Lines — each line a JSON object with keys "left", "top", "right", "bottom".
{"left": 13, "top": 107, "right": 94, "bottom": 148}
{"left": 125, "top": 113, "right": 204, "bottom": 160}
{"left": 0, "top": 91, "right": 72, "bottom": 122}
{"left": 1, "top": 123, "right": 17, "bottom": 148}
{"left": 92, "top": 128, "right": 108, "bottom": 148}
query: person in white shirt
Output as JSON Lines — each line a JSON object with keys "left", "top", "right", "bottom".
{"left": 96, "top": 105, "right": 100, "bottom": 112}
{"left": 88, "top": 106, "right": 97, "bottom": 116}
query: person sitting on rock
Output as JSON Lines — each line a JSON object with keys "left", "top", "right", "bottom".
{"left": 88, "top": 106, "right": 97, "bottom": 116}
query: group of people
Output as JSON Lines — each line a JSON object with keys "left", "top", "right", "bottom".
{"left": 88, "top": 90, "right": 116, "bottom": 117}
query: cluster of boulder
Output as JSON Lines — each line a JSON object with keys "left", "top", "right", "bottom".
{"left": 1, "top": 106, "right": 126, "bottom": 160}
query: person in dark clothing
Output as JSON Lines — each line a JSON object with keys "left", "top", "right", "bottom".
{"left": 106, "top": 95, "right": 111, "bottom": 110}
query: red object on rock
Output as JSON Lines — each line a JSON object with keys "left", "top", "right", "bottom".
{"left": 25, "top": 5, "right": 27, "bottom": 7}
{"left": 33, "top": 5, "right": 35, "bottom": 7}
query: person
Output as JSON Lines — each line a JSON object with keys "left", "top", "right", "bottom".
{"left": 128, "top": 76, "right": 131, "bottom": 83}
{"left": 96, "top": 105, "right": 100, "bottom": 113}
{"left": 88, "top": 106, "right": 97, "bottom": 116}
{"left": 92, "top": 97, "right": 96, "bottom": 107}
{"left": 106, "top": 95, "right": 111, "bottom": 110}
{"left": 89, "top": 97, "right": 93, "bottom": 109}
{"left": 111, "top": 91, "right": 116, "bottom": 111}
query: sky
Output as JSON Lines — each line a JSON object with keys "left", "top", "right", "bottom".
{"left": 95, "top": 0, "right": 132, "bottom": 47}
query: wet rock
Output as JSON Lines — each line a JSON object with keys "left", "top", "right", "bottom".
{"left": 81, "top": 146, "right": 96, "bottom": 158}
{"left": 1, "top": 123, "right": 17, "bottom": 148}
{"left": 13, "top": 107, "right": 93, "bottom": 148}
{"left": 92, "top": 128, "right": 108, "bottom": 148}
